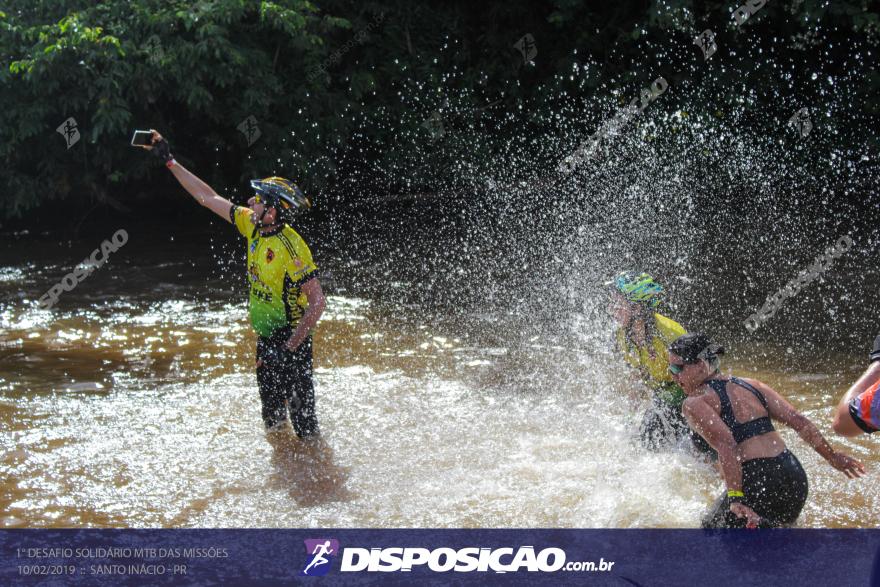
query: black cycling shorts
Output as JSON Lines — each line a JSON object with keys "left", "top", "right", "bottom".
{"left": 256, "top": 328, "right": 319, "bottom": 437}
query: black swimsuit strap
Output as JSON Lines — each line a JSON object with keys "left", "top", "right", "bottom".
{"left": 706, "top": 379, "right": 737, "bottom": 430}
{"left": 729, "top": 376, "right": 769, "bottom": 410}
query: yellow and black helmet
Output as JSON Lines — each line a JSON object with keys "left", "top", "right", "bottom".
{"left": 249, "top": 177, "right": 311, "bottom": 215}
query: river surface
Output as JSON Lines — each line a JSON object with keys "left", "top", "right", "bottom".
{"left": 1, "top": 207, "right": 878, "bottom": 529}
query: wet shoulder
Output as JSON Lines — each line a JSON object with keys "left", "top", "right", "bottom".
{"left": 682, "top": 394, "right": 715, "bottom": 418}
{"left": 693, "top": 383, "right": 723, "bottom": 412}
{"left": 730, "top": 376, "right": 771, "bottom": 405}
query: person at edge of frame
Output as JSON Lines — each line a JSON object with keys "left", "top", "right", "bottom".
{"left": 669, "top": 332, "right": 865, "bottom": 528}
{"left": 140, "top": 130, "right": 326, "bottom": 438}
{"left": 607, "top": 271, "right": 714, "bottom": 457}
{"left": 833, "top": 334, "right": 880, "bottom": 436}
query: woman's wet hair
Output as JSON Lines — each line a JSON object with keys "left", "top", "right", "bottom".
{"left": 669, "top": 333, "right": 725, "bottom": 368}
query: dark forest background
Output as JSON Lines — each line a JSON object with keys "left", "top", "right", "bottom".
{"left": 2, "top": 0, "right": 879, "bottom": 225}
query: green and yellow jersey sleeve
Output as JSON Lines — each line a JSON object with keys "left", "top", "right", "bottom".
{"left": 654, "top": 313, "right": 687, "bottom": 352}
{"left": 231, "top": 206, "right": 320, "bottom": 338}
{"left": 232, "top": 204, "right": 255, "bottom": 237}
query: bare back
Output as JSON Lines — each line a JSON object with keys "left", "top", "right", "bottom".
{"left": 694, "top": 377, "right": 788, "bottom": 461}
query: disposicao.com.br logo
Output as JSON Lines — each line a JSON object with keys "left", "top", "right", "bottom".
{"left": 301, "top": 542, "right": 615, "bottom": 575}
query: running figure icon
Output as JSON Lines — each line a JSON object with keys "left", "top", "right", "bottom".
{"left": 303, "top": 541, "right": 334, "bottom": 575}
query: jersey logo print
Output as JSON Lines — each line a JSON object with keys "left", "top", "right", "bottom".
{"left": 248, "top": 263, "right": 269, "bottom": 289}
{"left": 266, "top": 248, "right": 274, "bottom": 263}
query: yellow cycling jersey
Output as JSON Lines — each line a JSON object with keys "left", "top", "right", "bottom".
{"left": 231, "top": 205, "right": 318, "bottom": 338}
{"left": 616, "top": 312, "right": 687, "bottom": 406}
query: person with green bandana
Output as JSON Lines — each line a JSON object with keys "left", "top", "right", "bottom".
{"left": 141, "top": 130, "right": 326, "bottom": 438}
{"left": 606, "top": 271, "right": 711, "bottom": 454}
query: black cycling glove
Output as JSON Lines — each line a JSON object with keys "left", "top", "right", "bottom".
{"left": 151, "top": 137, "right": 174, "bottom": 162}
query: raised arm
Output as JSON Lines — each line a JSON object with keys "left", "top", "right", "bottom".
{"left": 144, "top": 130, "right": 234, "bottom": 223}
{"left": 744, "top": 377, "right": 866, "bottom": 478}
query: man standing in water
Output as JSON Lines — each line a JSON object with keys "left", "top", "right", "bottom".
{"left": 142, "top": 130, "right": 326, "bottom": 437}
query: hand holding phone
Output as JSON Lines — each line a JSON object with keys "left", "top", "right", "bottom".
{"left": 131, "top": 129, "right": 173, "bottom": 162}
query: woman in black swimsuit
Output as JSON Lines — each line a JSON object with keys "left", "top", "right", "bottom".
{"left": 668, "top": 333, "right": 865, "bottom": 528}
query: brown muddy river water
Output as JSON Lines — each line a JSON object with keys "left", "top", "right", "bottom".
{"left": 1, "top": 213, "right": 878, "bottom": 529}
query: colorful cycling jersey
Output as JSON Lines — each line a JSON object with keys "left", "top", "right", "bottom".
{"left": 616, "top": 312, "right": 687, "bottom": 406}
{"left": 849, "top": 378, "right": 880, "bottom": 433}
{"left": 231, "top": 205, "right": 318, "bottom": 338}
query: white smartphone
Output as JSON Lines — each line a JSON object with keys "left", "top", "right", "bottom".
{"left": 130, "top": 130, "right": 152, "bottom": 146}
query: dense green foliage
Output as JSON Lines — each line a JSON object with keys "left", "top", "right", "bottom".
{"left": 1, "top": 0, "right": 878, "bottom": 219}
